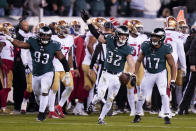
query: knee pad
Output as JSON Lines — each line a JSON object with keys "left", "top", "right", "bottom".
{"left": 67, "top": 86, "right": 73, "bottom": 92}
{"left": 41, "top": 86, "right": 50, "bottom": 94}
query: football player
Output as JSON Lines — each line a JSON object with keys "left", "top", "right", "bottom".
{"left": 81, "top": 10, "right": 136, "bottom": 124}
{"left": 0, "top": 22, "right": 15, "bottom": 114}
{"left": 132, "top": 28, "right": 176, "bottom": 124}
{"left": 164, "top": 16, "right": 186, "bottom": 111}
{"left": 48, "top": 20, "right": 75, "bottom": 118}
{"left": 123, "top": 19, "right": 147, "bottom": 116}
{"left": 6, "top": 26, "right": 71, "bottom": 121}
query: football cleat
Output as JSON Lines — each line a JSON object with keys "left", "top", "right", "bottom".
{"left": 132, "top": 115, "right": 141, "bottom": 123}
{"left": 48, "top": 111, "right": 59, "bottom": 119}
{"left": 36, "top": 112, "right": 46, "bottom": 121}
{"left": 98, "top": 118, "right": 106, "bottom": 125}
{"left": 55, "top": 105, "right": 65, "bottom": 118}
{"left": 164, "top": 116, "right": 171, "bottom": 124}
{"left": 87, "top": 102, "right": 94, "bottom": 114}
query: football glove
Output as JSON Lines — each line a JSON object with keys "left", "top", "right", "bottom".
{"left": 170, "top": 80, "right": 176, "bottom": 90}
{"left": 62, "top": 72, "right": 71, "bottom": 85}
{"left": 5, "top": 34, "right": 14, "bottom": 42}
{"left": 130, "top": 74, "right": 136, "bottom": 87}
{"left": 80, "top": 9, "right": 90, "bottom": 23}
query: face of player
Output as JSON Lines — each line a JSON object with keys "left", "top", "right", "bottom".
{"left": 151, "top": 35, "right": 161, "bottom": 48}
{"left": 118, "top": 33, "right": 129, "bottom": 44}
{"left": 39, "top": 33, "right": 51, "bottom": 45}
{"left": 180, "top": 26, "right": 189, "bottom": 34}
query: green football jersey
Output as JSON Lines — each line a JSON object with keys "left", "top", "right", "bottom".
{"left": 27, "top": 36, "right": 61, "bottom": 76}
{"left": 141, "top": 41, "right": 172, "bottom": 74}
{"left": 104, "top": 35, "right": 134, "bottom": 73}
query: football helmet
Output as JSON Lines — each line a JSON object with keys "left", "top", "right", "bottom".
{"left": 150, "top": 28, "right": 166, "bottom": 46}
{"left": 56, "top": 20, "right": 70, "bottom": 37}
{"left": 177, "top": 20, "right": 189, "bottom": 34}
{"left": 33, "top": 22, "right": 47, "bottom": 34}
{"left": 115, "top": 25, "right": 129, "bottom": 46}
{"left": 134, "top": 20, "right": 144, "bottom": 33}
{"left": 91, "top": 17, "right": 107, "bottom": 31}
{"left": 165, "top": 16, "right": 177, "bottom": 30}
{"left": 0, "top": 22, "right": 16, "bottom": 38}
{"left": 38, "top": 26, "right": 52, "bottom": 45}
{"left": 70, "top": 20, "right": 81, "bottom": 34}
{"left": 123, "top": 20, "right": 138, "bottom": 35}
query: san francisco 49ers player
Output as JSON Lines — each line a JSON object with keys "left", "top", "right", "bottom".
{"left": 48, "top": 20, "right": 75, "bottom": 118}
{"left": 123, "top": 19, "right": 148, "bottom": 116}
{"left": 161, "top": 16, "right": 186, "bottom": 116}
{"left": 0, "top": 22, "right": 15, "bottom": 114}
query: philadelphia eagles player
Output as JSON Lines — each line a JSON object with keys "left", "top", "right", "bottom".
{"left": 5, "top": 26, "right": 70, "bottom": 121}
{"left": 132, "top": 28, "right": 176, "bottom": 124}
{"left": 81, "top": 10, "right": 136, "bottom": 124}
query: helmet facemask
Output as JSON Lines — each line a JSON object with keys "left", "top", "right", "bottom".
{"left": 115, "top": 25, "right": 129, "bottom": 47}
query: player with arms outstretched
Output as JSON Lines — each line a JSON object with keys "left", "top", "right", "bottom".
{"left": 5, "top": 26, "right": 70, "bottom": 121}
{"left": 81, "top": 10, "right": 136, "bottom": 124}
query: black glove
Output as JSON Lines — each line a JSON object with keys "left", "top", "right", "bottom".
{"left": 80, "top": 9, "right": 90, "bottom": 23}
{"left": 25, "top": 65, "right": 31, "bottom": 74}
{"left": 130, "top": 74, "right": 136, "bottom": 87}
{"left": 170, "top": 80, "right": 176, "bottom": 90}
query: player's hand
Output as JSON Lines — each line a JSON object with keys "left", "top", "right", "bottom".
{"left": 80, "top": 9, "right": 90, "bottom": 23}
{"left": 74, "top": 69, "right": 80, "bottom": 78}
{"left": 130, "top": 73, "right": 136, "bottom": 87}
{"left": 170, "top": 80, "right": 176, "bottom": 90}
{"left": 5, "top": 34, "right": 14, "bottom": 42}
{"left": 88, "top": 69, "right": 95, "bottom": 77}
{"left": 190, "top": 65, "right": 196, "bottom": 72}
{"left": 25, "top": 65, "right": 31, "bottom": 74}
{"left": 63, "top": 72, "right": 71, "bottom": 84}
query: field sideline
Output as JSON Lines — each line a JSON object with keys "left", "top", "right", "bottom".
{"left": 0, "top": 113, "right": 196, "bottom": 131}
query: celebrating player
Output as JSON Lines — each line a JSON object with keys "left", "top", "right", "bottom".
{"left": 5, "top": 26, "right": 70, "bottom": 121}
{"left": 81, "top": 9, "right": 136, "bottom": 124}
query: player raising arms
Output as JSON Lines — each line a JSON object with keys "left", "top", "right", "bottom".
{"left": 132, "top": 28, "right": 176, "bottom": 124}
{"left": 5, "top": 26, "right": 70, "bottom": 121}
{"left": 81, "top": 10, "right": 136, "bottom": 124}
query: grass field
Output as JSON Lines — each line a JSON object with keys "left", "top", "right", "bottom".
{"left": 0, "top": 113, "right": 196, "bottom": 131}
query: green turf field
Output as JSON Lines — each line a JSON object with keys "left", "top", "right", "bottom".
{"left": 0, "top": 113, "right": 196, "bottom": 131}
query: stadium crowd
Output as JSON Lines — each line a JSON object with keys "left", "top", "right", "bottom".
{"left": 0, "top": 0, "right": 196, "bottom": 125}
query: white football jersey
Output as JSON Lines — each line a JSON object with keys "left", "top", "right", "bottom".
{"left": 82, "top": 31, "right": 98, "bottom": 65}
{"left": 127, "top": 34, "right": 148, "bottom": 62}
{"left": 20, "top": 29, "right": 34, "bottom": 70}
{"left": 52, "top": 35, "right": 74, "bottom": 71}
{"left": 0, "top": 35, "right": 14, "bottom": 61}
{"left": 164, "top": 30, "right": 186, "bottom": 71}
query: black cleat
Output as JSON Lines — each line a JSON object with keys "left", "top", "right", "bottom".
{"left": 36, "top": 112, "right": 46, "bottom": 121}
{"left": 87, "top": 102, "right": 94, "bottom": 114}
{"left": 184, "top": 109, "right": 189, "bottom": 115}
{"left": 132, "top": 115, "right": 141, "bottom": 123}
{"left": 178, "top": 109, "right": 183, "bottom": 115}
{"left": 98, "top": 118, "right": 106, "bottom": 125}
{"left": 164, "top": 116, "right": 171, "bottom": 124}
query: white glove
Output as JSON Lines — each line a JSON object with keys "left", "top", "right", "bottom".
{"left": 5, "top": 34, "right": 14, "bottom": 42}
{"left": 62, "top": 72, "right": 71, "bottom": 84}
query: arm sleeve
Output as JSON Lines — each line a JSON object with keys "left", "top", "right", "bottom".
{"left": 90, "top": 43, "right": 102, "bottom": 69}
{"left": 189, "top": 37, "right": 196, "bottom": 66}
{"left": 177, "top": 39, "right": 187, "bottom": 71}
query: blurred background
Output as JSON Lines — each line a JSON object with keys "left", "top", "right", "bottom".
{"left": 0, "top": 0, "right": 195, "bottom": 32}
